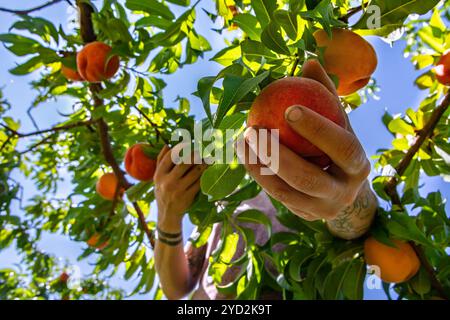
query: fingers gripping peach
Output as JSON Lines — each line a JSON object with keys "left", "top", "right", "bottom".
{"left": 76, "top": 41, "right": 120, "bottom": 82}
{"left": 124, "top": 143, "right": 157, "bottom": 181}
{"left": 247, "top": 77, "right": 346, "bottom": 166}
{"left": 313, "top": 28, "right": 378, "bottom": 96}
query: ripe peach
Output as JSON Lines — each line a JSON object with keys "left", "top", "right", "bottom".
{"left": 124, "top": 143, "right": 157, "bottom": 181}
{"left": 87, "top": 233, "right": 109, "bottom": 250}
{"left": 434, "top": 50, "right": 450, "bottom": 85}
{"left": 313, "top": 28, "right": 377, "bottom": 96}
{"left": 76, "top": 41, "right": 120, "bottom": 82}
{"left": 96, "top": 172, "right": 123, "bottom": 200}
{"left": 364, "top": 237, "right": 420, "bottom": 283}
{"left": 59, "top": 272, "right": 69, "bottom": 283}
{"left": 61, "top": 65, "right": 83, "bottom": 81}
{"left": 247, "top": 77, "right": 345, "bottom": 166}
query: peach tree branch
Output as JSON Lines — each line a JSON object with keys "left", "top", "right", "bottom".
{"left": 0, "top": 0, "right": 65, "bottom": 15}
{"left": 77, "top": 0, "right": 155, "bottom": 247}
{"left": 383, "top": 92, "right": 450, "bottom": 299}
{"left": 0, "top": 119, "right": 95, "bottom": 138}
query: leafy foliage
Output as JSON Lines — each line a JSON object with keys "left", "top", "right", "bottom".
{"left": 0, "top": 0, "right": 449, "bottom": 300}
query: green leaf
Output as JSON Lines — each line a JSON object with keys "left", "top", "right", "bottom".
{"left": 9, "top": 56, "right": 43, "bottom": 75}
{"left": 11, "top": 16, "right": 59, "bottom": 44}
{"left": 166, "top": 0, "right": 190, "bottom": 6}
{"left": 200, "top": 163, "right": 246, "bottom": 201}
{"left": 353, "top": 0, "right": 440, "bottom": 31}
{"left": 236, "top": 209, "right": 272, "bottom": 239}
{"left": 388, "top": 118, "right": 415, "bottom": 136}
{"left": 0, "top": 33, "right": 43, "bottom": 56}
{"left": 224, "top": 181, "right": 261, "bottom": 202}
{"left": 386, "top": 211, "right": 432, "bottom": 246}
{"left": 218, "top": 113, "right": 246, "bottom": 131}
{"left": 251, "top": 0, "right": 277, "bottom": 28}
{"left": 215, "top": 71, "right": 269, "bottom": 126}
{"left": 322, "top": 260, "right": 352, "bottom": 300}
{"left": 410, "top": 267, "right": 431, "bottom": 295}
{"left": 209, "top": 232, "right": 240, "bottom": 282}
{"left": 189, "top": 30, "right": 211, "bottom": 52}
{"left": 196, "top": 76, "right": 216, "bottom": 123}
{"left": 273, "top": 10, "right": 303, "bottom": 41}
{"left": 342, "top": 259, "right": 366, "bottom": 300}
{"left": 135, "top": 16, "right": 172, "bottom": 29}
{"left": 211, "top": 45, "right": 241, "bottom": 66}
{"left": 124, "top": 247, "right": 145, "bottom": 280}
{"left": 125, "top": 0, "right": 175, "bottom": 20}
{"left": 233, "top": 14, "right": 261, "bottom": 41}
{"left": 429, "top": 9, "right": 446, "bottom": 32}
{"left": 417, "top": 27, "right": 445, "bottom": 54}
{"left": 126, "top": 182, "right": 153, "bottom": 202}
{"left": 241, "top": 39, "right": 277, "bottom": 62}
{"left": 261, "top": 22, "right": 291, "bottom": 56}
{"left": 288, "top": 247, "right": 315, "bottom": 282}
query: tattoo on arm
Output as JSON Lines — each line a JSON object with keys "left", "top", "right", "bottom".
{"left": 327, "top": 182, "right": 377, "bottom": 239}
{"left": 186, "top": 243, "right": 207, "bottom": 283}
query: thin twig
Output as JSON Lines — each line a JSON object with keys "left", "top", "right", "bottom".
{"left": 27, "top": 106, "right": 40, "bottom": 131}
{"left": 132, "top": 106, "right": 169, "bottom": 144}
{"left": 19, "top": 134, "right": 55, "bottom": 155}
{"left": 0, "top": 0, "right": 64, "bottom": 15}
{"left": 290, "top": 52, "right": 300, "bottom": 77}
{"left": 1, "top": 119, "right": 95, "bottom": 138}
{"left": 385, "top": 92, "right": 450, "bottom": 202}
{"left": 340, "top": 4, "right": 364, "bottom": 22}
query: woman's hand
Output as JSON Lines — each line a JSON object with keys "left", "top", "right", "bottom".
{"left": 154, "top": 144, "right": 207, "bottom": 233}
{"left": 237, "top": 60, "right": 378, "bottom": 239}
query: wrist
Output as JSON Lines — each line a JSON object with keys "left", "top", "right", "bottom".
{"left": 157, "top": 211, "right": 183, "bottom": 233}
{"left": 326, "top": 181, "right": 378, "bottom": 240}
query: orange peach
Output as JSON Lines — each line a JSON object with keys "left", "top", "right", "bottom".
{"left": 96, "top": 172, "right": 123, "bottom": 200}
{"left": 434, "top": 50, "right": 450, "bottom": 85}
{"left": 76, "top": 41, "right": 119, "bottom": 82}
{"left": 87, "top": 233, "right": 109, "bottom": 250}
{"left": 364, "top": 237, "right": 420, "bottom": 283}
{"left": 61, "top": 64, "right": 83, "bottom": 81}
{"left": 313, "top": 28, "right": 377, "bottom": 96}
{"left": 248, "top": 77, "right": 346, "bottom": 167}
{"left": 124, "top": 143, "right": 157, "bottom": 181}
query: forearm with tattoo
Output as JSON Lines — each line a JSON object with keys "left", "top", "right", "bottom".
{"left": 186, "top": 242, "right": 207, "bottom": 284}
{"left": 326, "top": 181, "right": 378, "bottom": 240}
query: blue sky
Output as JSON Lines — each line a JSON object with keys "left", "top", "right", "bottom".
{"left": 0, "top": 0, "right": 448, "bottom": 300}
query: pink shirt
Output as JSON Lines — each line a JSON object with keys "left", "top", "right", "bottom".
{"left": 191, "top": 191, "right": 290, "bottom": 300}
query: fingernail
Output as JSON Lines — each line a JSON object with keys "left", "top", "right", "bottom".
{"left": 286, "top": 106, "right": 303, "bottom": 122}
